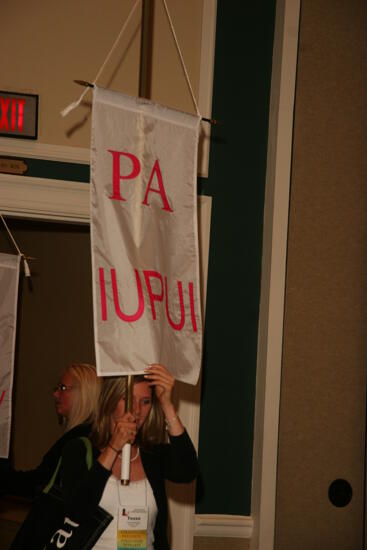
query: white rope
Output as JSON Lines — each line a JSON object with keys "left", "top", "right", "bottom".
{"left": 92, "top": 0, "right": 141, "bottom": 87}
{"left": 61, "top": 87, "right": 89, "bottom": 117}
{"left": 61, "top": 0, "right": 201, "bottom": 119}
{"left": 161, "top": 0, "right": 201, "bottom": 117}
{"left": 0, "top": 214, "right": 31, "bottom": 277}
{"left": 61, "top": 0, "right": 142, "bottom": 117}
{"left": 0, "top": 215, "right": 21, "bottom": 255}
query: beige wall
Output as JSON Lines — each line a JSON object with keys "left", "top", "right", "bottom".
{"left": 0, "top": 0, "right": 203, "bottom": 150}
{"left": 275, "top": 0, "right": 367, "bottom": 548}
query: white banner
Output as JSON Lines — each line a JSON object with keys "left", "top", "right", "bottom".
{"left": 0, "top": 253, "right": 20, "bottom": 458}
{"left": 91, "top": 87, "right": 202, "bottom": 385}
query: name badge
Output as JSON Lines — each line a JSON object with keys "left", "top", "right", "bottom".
{"left": 117, "top": 505, "right": 148, "bottom": 550}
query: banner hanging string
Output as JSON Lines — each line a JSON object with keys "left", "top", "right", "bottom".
{"left": 161, "top": 0, "right": 200, "bottom": 117}
{"left": 0, "top": 215, "right": 31, "bottom": 277}
{"left": 61, "top": 0, "right": 202, "bottom": 119}
{"left": 61, "top": 0, "right": 141, "bottom": 117}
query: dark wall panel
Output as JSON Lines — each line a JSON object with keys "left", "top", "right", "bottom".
{"left": 196, "top": 1, "right": 276, "bottom": 515}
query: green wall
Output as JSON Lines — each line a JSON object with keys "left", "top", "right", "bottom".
{"left": 196, "top": 1, "right": 276, "bottom": 515}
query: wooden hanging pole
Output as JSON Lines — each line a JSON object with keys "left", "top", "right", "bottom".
{"left": 139, "top": 0, "right": 155, "bottom": 99}
{"left": 73, "top": 79, "right": 220, "bottom": 125}
{"left": 121, "top": 0, "right": 154, "bottom": 488}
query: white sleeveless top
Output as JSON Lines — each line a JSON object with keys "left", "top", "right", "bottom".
{"left": 93, "top": 475, "right": 158, "bottom": 550}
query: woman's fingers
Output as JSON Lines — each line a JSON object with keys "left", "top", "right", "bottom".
{"left": 146, "top": 363, "right": 173, "bottom": 377}
{"left": 144, "top": 364, "right": 175, "bottom": 404}
{"left": 111, "top": 419, "right": 137, "bottom": 447}
{"left": 115, "top": 422, "right": 137, "bottom": 438}
{"left": 144, "top": 364, "right": 174, "bottom": 386}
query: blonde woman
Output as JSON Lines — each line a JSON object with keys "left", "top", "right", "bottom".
{"left": 53, "top": 363, "right": 101, "bottom": 430}
{"left": 0, "top": 363, "right": 101, "bottom": 498}
{"left": 60, "top": 364, "right": 198, "bottom": 550}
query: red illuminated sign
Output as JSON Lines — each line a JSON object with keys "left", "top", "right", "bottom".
{"left": 0, "top": 91, "right": 38, "bottom": 140}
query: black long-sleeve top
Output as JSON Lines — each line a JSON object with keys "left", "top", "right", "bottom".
{"left": 60, "top": 430, "right": 198, "bottom": 550}
{"left": 0, "top": 423, "right": 91, "bottom": 498}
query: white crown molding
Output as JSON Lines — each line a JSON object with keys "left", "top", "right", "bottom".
{"left": 0, "top": 138, "right": 90, "bottom": 164}
{"left": 0, "top": 173, "right": 90, "bottom": 223}
{"left": 194, "top": 514, "right": 253, "bottom": 539}
{"left": 0, "top": 174, "right": 211, "bottom": 227}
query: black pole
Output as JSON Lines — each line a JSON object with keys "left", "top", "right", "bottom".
{"left": 139, "top": 0, "right": 155, "bottom": 99}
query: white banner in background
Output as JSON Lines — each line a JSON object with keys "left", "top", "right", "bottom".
{"left": 91, "top": 87, "right": 202, "bottom": 385}
{"left": 0, "top": 253, "right": 20, "bottom": 458}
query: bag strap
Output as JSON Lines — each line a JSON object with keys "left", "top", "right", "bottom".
{"left": 80, "top": 436, "right": 93, "bottom": 469}
{"left": 43, "top": 436, "right": 93, "bottom": 494}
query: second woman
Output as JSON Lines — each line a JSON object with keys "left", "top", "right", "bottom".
{"left": 60, "top": 364, "right": 198, "bottom": 550}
